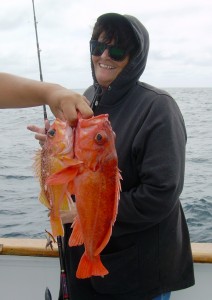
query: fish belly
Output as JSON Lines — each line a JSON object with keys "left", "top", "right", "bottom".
{"left": 71, "top": 164, "right": 120, "bottom": 278}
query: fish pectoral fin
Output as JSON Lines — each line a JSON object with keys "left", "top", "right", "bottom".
{"left": 76, "top": 253, "right": 109, "bottom": 279}
{"left": 46, "top": 162, "right": 82, "bottom": 186}
{"left": 69, "top": 217, "right": 84, "bottom": 246}
{"left": 50, "top": 213, "right": 64, "bottom": 237}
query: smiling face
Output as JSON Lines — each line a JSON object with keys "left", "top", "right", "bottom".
{"left": 92, "top": 33, "right": 129, "bottom": 88}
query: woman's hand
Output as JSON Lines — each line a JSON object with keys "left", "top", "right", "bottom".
{"left": 27, "top": 119, "right": 50, "bottom": 146}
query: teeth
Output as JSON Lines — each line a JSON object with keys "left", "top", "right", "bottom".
{"left": 99, "top": 63, "right": 114, "bottom": 69}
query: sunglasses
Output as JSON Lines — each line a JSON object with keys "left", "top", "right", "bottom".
{"left": 90, "top": 40, "right": 127, "bottom": 61}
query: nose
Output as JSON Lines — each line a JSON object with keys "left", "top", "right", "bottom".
{"left": 101, "top": 48, "right": 110, "bottom": 59}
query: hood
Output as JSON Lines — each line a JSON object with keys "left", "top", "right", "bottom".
{"left": 90, "top": 13, "right": 149, "bottom": 93}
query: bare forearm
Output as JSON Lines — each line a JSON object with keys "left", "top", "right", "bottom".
{"left": 0, "top": 72, "right": 60, "bottom": 108}
{"left": 0, "top": 73, "right": 93, "bottom": 125}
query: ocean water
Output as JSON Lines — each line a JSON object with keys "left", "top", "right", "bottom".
{"left": 0, "top": 88, "right": 211, "bottom": 242}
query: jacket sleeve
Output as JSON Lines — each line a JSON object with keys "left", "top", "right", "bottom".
{"left": 114, "top": 95, "right": 187, "bottom": 235}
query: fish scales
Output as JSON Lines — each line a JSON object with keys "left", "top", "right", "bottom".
{"left": 47, "top": 114, "right": 121, "bottom": 278}
{"left": 34, "top": 118, "right": 75, "bottom": 237}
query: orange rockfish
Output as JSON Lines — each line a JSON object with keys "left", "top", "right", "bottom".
{"left": 47, "top": 114, "right": 122, "bottom": 278}
{"left": 34, "top": 118, "right": 76, "bottom": 237}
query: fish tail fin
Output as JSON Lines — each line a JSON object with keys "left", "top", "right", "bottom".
{"left": 76, "top": 253, "right": 109, "bottom": 279}
{"left": 50, "top": 213, "right": 64, "bottom": 237}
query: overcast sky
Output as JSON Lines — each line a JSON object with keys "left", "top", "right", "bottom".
{"left": 1, "top": 0, "right": 211, "bottom": 89}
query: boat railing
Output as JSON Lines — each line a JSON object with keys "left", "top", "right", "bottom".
{"left": 0, "top": 239, "right": 212, "bottom": 263}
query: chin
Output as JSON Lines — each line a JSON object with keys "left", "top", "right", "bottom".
{"left": 96, "top": 77, "right": 111, "bottom": 88}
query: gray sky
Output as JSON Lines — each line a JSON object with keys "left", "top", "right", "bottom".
{"left": 1, "top": 0, "right": 211, "bottom": 88}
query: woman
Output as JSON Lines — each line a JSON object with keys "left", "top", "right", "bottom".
{"left": 30, "top": 13, "right": 195, "bottom": 300}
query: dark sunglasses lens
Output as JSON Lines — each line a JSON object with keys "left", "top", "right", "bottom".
{"left": 90, "top": 41, "right": 126, "bottom": 61}
{"left": 109, "top": 47, "right": 126, "bottom": 61}
{"left": 90, "top": 41, "right": 105, "bottom": 56}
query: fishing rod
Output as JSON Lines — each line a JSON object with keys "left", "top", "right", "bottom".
{"left": 31, "top": 1, "right": 70, "bottom": 299}
{"left": 32, "top": 0, "right": 47, "bottom": 120}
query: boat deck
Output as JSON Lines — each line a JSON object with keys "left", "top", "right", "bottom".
{"left": 0, "top": 239, "right": 211, "bottom": 300}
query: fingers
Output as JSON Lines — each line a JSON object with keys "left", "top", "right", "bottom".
{"left": 49, "top": 90, "right": 93, "bottom": 126}
{"left": 82, "top": 95, "right": 92, "bottom": 106}
{"left": 46, "top": 86, "right": 94, "bottom": 125}
{"left": 76, "top": 98, "right": 93, "bottom": 119}
{"left": 53, "top": 110, "right": 66, "bottom": 122}
{"left": 44, "top": 119, "right": 50, "bottom": 131}
{"left": 27, "top": 120, "right": 49, "bottom": 146}
{"left": 27, "top": 119, "right": 50, "bottom": 133}
{"left": 62, "top": 105, "right": 78, "bottom": 127}
{"left": 34, "top": 133, "right": 46, "bottom": 142}
{"left": 27, "top": 126, "right": 46, "bottom": 146}
{"left": 27, "top": 124, "right": 47, "bottom": 135}
{"left": 62, "top": 97, "right": 93, "bottom": 127}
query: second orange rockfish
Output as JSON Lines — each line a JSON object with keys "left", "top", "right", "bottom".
{"left": 34, "top": 118, "right": 76, "bottom": 237}
{"left": 47, "top": 114, "right": 122, "bottom": 278}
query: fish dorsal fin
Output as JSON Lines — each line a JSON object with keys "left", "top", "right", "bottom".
{"left": 33, "top": 149, "right": 42, "bottom": 179}
{"left": 112, "top": 169, "right": 122, "bottom": 222}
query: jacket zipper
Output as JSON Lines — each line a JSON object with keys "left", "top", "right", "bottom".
{"left": 90, "top": 84, "right": 104, "bottom": 111}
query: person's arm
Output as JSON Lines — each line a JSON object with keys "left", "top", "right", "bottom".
{"left": 113, "top": 96, "right": 187, "bottom": 236}
{"left": 0, "top": 73, "right": 93, "bottom": 125}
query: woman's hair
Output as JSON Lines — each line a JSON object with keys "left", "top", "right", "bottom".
{"left": 91, "top": 15, "right": 139, "bottom": 59}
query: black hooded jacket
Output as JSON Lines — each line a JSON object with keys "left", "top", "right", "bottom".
{"left": 61, "top": 13, "right": 194, "bottom": 300}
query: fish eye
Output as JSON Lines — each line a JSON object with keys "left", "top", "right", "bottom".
{"left": 95, "top": 132, "right": 107, "bottom": 145}
{"left": 96, "top": 133, "right": 102, "bottom": 141}
{"left": 48, "top": 129, "right": 56, "bottom": 137}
